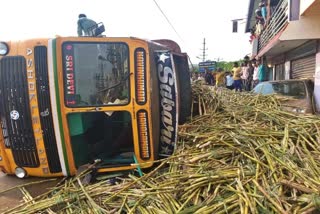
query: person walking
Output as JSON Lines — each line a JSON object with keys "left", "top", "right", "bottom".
{"left": 232, "top": 62, "right": 242, "bottom": 92}
{"left": 77, "top": 14, "right": 98, "bottom": 37}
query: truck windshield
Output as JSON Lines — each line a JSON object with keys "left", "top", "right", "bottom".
{"left": 62, "top": 42, "right": 130, "bottom": 107}
{"left": 253, "top": 81, "right": 306, "bottom": 99}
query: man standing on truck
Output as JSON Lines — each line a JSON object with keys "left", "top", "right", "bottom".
{"left": 77, "top": 14, "right": 97, "bottom": 36}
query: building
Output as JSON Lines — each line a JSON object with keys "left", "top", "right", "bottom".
{"left": 245, "top": 0, "right": 320, "bottom": 111}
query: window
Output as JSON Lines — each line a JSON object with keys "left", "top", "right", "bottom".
{"left": 272, "top": 81, "right": 306, "bottom": 98}
{"left": 253, "top": 81, "right": 306, "bottom": 99}
{"left": 62, "top": 42, "right": 130, "bottom": 107}
{"left": 253, "top": 82, "right": 274, "bottom": 94}
{"left": 289, "top": 0, "right": 300, "bottom": 21}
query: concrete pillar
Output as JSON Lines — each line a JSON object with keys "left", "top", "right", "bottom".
{"left": 285, "top": 61, "right": 291, "bottom": 80}
{"left": 272, "top": 66, "right": 276, "bottom": 80}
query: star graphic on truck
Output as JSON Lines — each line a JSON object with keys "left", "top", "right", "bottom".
{"left": 158, "top": 53, "right": 170, "bottom": 63}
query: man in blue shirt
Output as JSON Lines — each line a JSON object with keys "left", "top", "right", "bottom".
{"left": 260, "top": 2, "right": 267, "bottom": 24}
{"left": 77, "top": 14, "right": 97, "bottom": 36}
{"left": 258, "top": 61, "right": 267, "bottom": 82}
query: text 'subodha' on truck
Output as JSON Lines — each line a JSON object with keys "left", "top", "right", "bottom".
{"left": 0, "top": 37, "right": 191, "bottom": 178}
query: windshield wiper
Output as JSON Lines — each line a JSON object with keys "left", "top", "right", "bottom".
{"left": 97, "top": 72, "right": 131, "bottom": 93}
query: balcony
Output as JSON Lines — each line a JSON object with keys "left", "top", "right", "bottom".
{"left": 258, "top": 0, "right": 289, "bottom": 52}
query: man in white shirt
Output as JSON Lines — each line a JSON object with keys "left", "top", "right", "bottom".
{"left": 225, "top": 72, "right": 234, "bottom": 90}
{"left": 252, "top": 61, "right": 260, "bottom": 89}
{"left": 241, "top": 63, "right": 249, "bottom": 91}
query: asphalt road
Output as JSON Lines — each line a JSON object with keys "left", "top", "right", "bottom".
{"left": 0, "top": 172, "right": 60, "bottom": 213}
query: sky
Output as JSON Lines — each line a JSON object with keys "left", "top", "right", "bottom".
{"left": 0, "top": 0, "right": 251, "bottom": 64}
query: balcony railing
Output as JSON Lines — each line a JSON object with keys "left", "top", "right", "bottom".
{"left": 258, "top": 0, "right": 288, "bottom": 51}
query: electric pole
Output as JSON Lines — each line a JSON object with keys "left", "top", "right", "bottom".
{"left": 199, "top": 38, "right": 207, "bottom": 62}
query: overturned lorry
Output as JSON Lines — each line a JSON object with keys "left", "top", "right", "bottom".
{"left": 0, "top": 36, "right": 191, "bottom": 178}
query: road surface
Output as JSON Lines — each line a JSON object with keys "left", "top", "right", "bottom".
{"left": 0, "top": 172, "right": 60, "bottom": 213}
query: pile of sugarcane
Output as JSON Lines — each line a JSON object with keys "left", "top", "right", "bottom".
{"left": 3, "top": 84, "right": 320, "bottom": 214}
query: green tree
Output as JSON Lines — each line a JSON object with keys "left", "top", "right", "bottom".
{"left": 216, "top": 61, "right": 233, "bottom": 71}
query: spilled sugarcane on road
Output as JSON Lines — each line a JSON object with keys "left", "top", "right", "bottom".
{"left": 1, "top": 82, "right": 320, "bottom": 213}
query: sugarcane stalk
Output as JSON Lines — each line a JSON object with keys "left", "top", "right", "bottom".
{"left": 252, "top": 179, "right": 287, "bottom": 214}
{"left": 77, "top": 178, "right": 107, "bottom": 213}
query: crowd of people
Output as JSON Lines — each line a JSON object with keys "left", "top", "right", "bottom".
{"left": 249, "top": 0, "right": 280, "bottom": 43}
{"left": 192, "top": 60, "right": 268, "bottom": 92}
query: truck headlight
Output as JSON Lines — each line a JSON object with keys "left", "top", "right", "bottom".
{"left": 15, "top": 167, "right": 27, "bottom": 178}
{"left": 0, "top": 42, "right": 9, "bottom": 56}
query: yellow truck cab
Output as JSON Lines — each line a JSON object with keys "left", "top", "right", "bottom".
{"left": 0, "top": 37, "right": 191, "bottom": 177}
